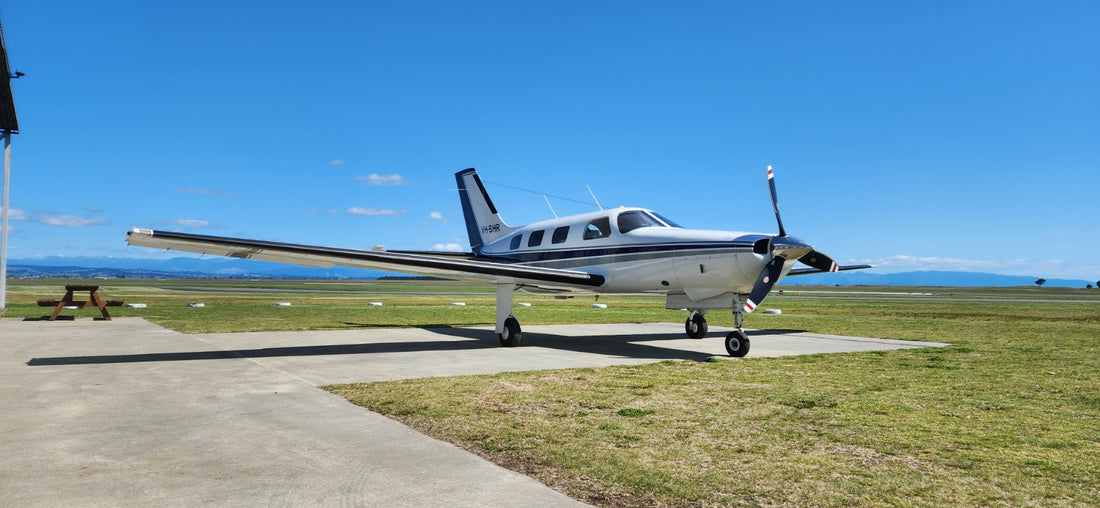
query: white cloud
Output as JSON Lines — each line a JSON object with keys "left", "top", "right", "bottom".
{"left": 179, "top": 187, "right": 218, "bottom": 196}
{"left": 355, "top": 173, "right": 408, "bottom": 186}
{"left": 178, "top": 187, "right": 235, "bottom": 199}
{"left": 153, "top": 218, "right": 217, "bottom": 229}
{"left": 307, "top": 209, "right": 341, "bottom": 215}
{"left": 40, "top": 214, "right": 110, "bottom": 227}
{"left": 431, "top": 242, "right": 465, "bottom": 252}
{"left": 14, "top": 209, "right": 110, "bottom": 228}
{"left": 346, "top": 207, "right": 407, "bottom": 216}
{"left": 330, "top": 160, "right": 345, "bottom": 165}
{"left": 429, "top": 211, "right": 447, "bottom": 223}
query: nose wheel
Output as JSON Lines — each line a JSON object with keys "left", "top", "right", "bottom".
{"left": 724, "top": 330, "right": 750, "bottom": 357}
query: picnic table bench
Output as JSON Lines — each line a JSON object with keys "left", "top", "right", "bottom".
{"left": 36, "top": 285, "right": 123, "bottom": 321}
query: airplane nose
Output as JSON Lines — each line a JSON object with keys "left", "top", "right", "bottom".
{"left": 771, "top": 235, "right": 813, "bottom": 260}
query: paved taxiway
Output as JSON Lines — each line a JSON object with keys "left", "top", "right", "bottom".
{"left": 2, "top": 318, "right": 946, "bottom": 507}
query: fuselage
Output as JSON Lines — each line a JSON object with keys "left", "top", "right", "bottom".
{"left": 472, "top": 207, "right": 795, "bottom": 297}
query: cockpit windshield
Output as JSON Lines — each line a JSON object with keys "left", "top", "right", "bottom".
{"left": 617, "top": 210, "right": 682, "bottom": 233}
{"left": 650, "top": 212, "right": 682, "bottom": 228}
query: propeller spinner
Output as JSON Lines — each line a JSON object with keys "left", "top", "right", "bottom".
{"left": 742, "top": 166, "right": 839, "bottom": 313}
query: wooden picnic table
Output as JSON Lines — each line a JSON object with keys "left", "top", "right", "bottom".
{"left": 36, "top": 285, "right": 123, "bottom": 321}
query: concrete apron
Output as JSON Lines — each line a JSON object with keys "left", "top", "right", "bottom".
{"left": 1, "top": 318, "right": 945, "bottom": 507}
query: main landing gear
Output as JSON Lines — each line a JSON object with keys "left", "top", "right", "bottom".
{"left": 685, "top": 311, "right": 708, "bottom": 339}
{"left": 496, "top": 283, "right": 522, "bottom": 347}
{"left": 499, "top": 315, "right": 521, "bottom": 347}
{"left": 683, "top": 303, "right": 751, "bottom": 358}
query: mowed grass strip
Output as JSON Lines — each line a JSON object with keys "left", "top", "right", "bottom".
{"left": 327, "top": 300, "right": 1100, "bottom": 507}
{"left": 0, "top": 279, "right": 682, "bottom": 333}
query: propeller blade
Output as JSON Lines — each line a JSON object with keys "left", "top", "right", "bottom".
{"left": 767, "top": 165, "right": 787, "bottom": 237}
{"left": 743, "top": 255, "right": 786, "bottom": 313}
{"left": 798, "top": 250, "right": 839, "bottom": 273}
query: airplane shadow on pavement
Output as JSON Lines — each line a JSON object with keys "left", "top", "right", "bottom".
{"left": 25, "top": 326, "right": 803, "bottom": 367}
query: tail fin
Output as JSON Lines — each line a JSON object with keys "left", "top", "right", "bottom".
{"left": 455, "top": 168, "right": 517, "bottom": 251}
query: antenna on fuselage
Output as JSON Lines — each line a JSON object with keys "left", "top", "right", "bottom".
{"left": 586, "top": 185, "right": 603, "bottom": 211}
{"left": 543, "top": 195, "right": 558, "bottom": 219}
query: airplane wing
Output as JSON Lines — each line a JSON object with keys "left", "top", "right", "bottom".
{"left": 125, "top": 229, "right": 605, "bottom": 289}
{"left": 786, "top": 264, "right": 874, "bottom": 276}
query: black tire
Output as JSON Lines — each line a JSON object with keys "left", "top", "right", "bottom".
{"left": 498, "top": 316, "right": 521, "bottom": 347}
{"left": 725, "top": 330, "right": 750, "bottom": 357}
{"left": 685, "top": 313, "right": 708, "bottom": 339}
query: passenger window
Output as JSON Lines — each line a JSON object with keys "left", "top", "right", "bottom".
{"left": 584, "top": 217, "right": 611, "bottom": 240}
{"left": 528, "top": 230, "right": 545, "bottom": 247}
{"left": 551, "top": 226, "right": 570, "bottom": 244}
{"left": 509, "top": 234, "right": 522, "bottom": 250}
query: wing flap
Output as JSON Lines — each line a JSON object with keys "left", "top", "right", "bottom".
{"left": 126, "top": 229, "right": 605, "bottom": 288}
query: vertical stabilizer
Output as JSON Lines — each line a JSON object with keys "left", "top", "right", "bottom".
{"left": 455, "top": 168, "right": 517, "bottom": 251}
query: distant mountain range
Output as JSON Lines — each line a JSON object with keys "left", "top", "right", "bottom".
{"left": 781, "top": 270, "right": 1095, "bottom": 288}
{"left": 5, "top": 256, "right": 1097, "bottom": 288}
{"left": 6, "top": 256, "right": 389, "bottom": 280}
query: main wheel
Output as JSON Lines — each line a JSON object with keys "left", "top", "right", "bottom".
{"left": 685, "top": 313, "right": 708, "bottom": 339}
{"left": 725, "top": 330, "right": 750, "bottom": 357}
{"left": 498, "top": 316, "right": 521, "bottom": 347}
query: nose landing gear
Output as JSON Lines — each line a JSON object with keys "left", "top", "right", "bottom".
{"left": 725, "top": 299, "right": 750, "bottom": 357}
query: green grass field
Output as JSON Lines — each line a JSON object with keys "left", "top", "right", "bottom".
{"left": 4, "top": 279, "right": 1099, "bottom": 506}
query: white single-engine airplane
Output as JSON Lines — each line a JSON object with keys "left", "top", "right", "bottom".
{"left": 127, "top": 166, "right": 870, "bottom": 357}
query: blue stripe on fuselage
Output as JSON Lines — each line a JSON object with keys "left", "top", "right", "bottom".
{"left": 474, "top": 241, "right": 754, "bottom": 270}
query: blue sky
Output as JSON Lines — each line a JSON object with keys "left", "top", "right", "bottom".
{"left": 2, "top": 1, "right": 1097, "bottom": 279}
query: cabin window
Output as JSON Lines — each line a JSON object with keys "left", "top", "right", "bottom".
{"left": 509, "top": 234, "right": 523, "bottom": 250}
{"left": 584, "top": 217, "right": 611, "bottom": 240}
{"left": 551, "top": 226, "right": 570, "bottom": 244}
{"left": 528, "top": 230, "right": 545, "bottom": 247}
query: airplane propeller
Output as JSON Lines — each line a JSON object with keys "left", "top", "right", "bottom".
{"left": 768, "top": 166, "right": 787, "bottom": 238}
{"left": 798, "top": 250, "right": 839, "bottom": 273}
{"left": 742, "top": 166, "right": 839, "bottom": 314}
